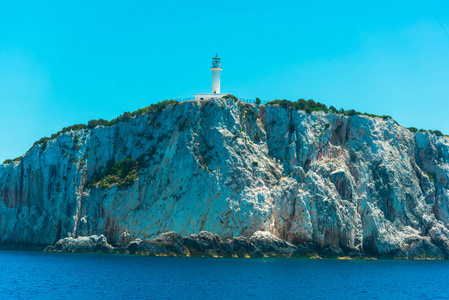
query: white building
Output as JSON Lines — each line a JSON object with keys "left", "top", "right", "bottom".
{"left": 195, "top": 54, "right": 229, "bottom": 100}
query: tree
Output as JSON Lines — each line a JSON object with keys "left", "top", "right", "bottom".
{"left": 255, "top": 98, "right": 261, "bottom": 105}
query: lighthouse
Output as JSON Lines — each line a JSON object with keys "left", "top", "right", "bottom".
{"left": 211, "top": 54, "right": 222, "bottom": 94}
{"left": 195, "top": 54, "right": 228, "bottom": 100}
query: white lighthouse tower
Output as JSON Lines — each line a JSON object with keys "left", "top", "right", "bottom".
{"left": 211, "top": 54, "right": 222, "bottom": 94}
{"left": 195, "top": 54, "right": 228, "bottom": 100}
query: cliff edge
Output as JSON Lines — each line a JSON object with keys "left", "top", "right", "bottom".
{"left": 1, "top": 98, "right": 449, "bottom": 259}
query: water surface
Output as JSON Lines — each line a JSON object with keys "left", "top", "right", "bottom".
{"left": 1, "top": 251, "right": 448, "bottom": 299}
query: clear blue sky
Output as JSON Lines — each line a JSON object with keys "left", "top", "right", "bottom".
{"left": 1, "top": 0, "right": 449, "bottom": 162}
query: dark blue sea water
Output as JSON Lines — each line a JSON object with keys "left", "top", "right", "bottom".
{"left": 1, "top": 251, "right": 449, "bottom": 299}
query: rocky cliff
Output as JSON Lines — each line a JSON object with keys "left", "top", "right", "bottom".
{"left": 1, "top": 98, "right": 449, "bottom": 258}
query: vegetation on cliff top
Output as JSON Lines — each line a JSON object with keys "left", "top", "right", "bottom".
{"left": 265, "top": 98, "right": 394, "bottom": 119}
{"left": 6, "top": 96, "right": 444, "bottom": 164}
{"left": 264, "top": 98, "right": 446, "bottom": 137}
{"left": 406, "top": 127, "right": 444, "bottom": 137}
{"left": 2, "top": 156, "right": 22, "bottom": 165}
{"left": 29, "top": 100, "right": 178, "bottom": 151}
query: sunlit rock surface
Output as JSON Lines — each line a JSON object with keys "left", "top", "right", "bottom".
{"left": 1, "top": 98, "right": 449, "bottom": 259}
{"left": 45, "top": 235, "right": 113, "bottom": 253}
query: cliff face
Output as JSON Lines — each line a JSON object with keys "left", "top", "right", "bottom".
{"left": 1, "top": 98, "right": 449, "bottom": 257}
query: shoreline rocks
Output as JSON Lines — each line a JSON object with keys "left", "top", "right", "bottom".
{"left": 42, "top": 230, "right": 445, "bottom": 260}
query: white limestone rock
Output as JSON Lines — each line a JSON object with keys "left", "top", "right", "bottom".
{"left": 1, "top": 98, "right": 448, "bottom": 258}
{"left": 45, "top": 235, "right": 113, "bottom": 253}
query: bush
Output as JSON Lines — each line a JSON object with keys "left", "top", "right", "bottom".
{"left": 252, "top": 161, "right": 259, "bottom": 166}
{"left": 255, "top": 98, "right": 261, "bottom": 105}
{"left": 222, "top": 94, "right": 239, "bottom": 101}
{"left": 87, "top": 119, "right": 110, "bottom": 129}
{"left": 429, "top": 130, "right": 444, "bottom": 137}
{"left": 2, "top": 156, "right": 22, "bottom": 164}
{"left": 329, "top": 106, "right": 339, "bottom": 114}
{"left": 414, "top": 129, "right": 446, "bottom": 136}
{"left": 346, "top": 109, "right": 358, "bottom": 116}
{"left": 87, "top": 157, "right": 142, "bottom": 190}
{"left": 407, "top": 127, "right": 418, "bottom": 133}
{"left": 265, "top": 99, "right": 329, "bottom": 114}
{"left": 62, "top": 124, "right": 88, "bottom": 132}
{"left": 254, "top": 134, "right": 261, "bottom": 142}
{"left": 423, "top": 170, "right": 436, "bottom": 182}
{"left": 246, "top": 108, "right": 256, "bottom": 115}
{"left": 33, "top": 137, "right": 51, "bottom": 150}
{"left": 325, "top": 123, "right": 330, "bottom": 129}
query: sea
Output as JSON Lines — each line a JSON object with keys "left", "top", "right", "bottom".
{"left": 1, "top": 251, "right": 448, "bottom": 299}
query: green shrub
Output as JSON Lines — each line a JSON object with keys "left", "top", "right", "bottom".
{"left": 62, "top": 124, "right": 88, "bottom": 132}
{"left": 429, "top": 130, "right": 444, "bottom": 137}
{"left": 252, "top": 161, "right": 259, "bottom": 166}
{"left": 346, "top": 109, "right": 358, "bottom": 116}
{"left": 423, "top": 170, "right": 436, "bottom": 182}
{"left": 414, "top": 129, "right": 446, "bottom": 136}
{"left": 87, "top": 157, "right": 141, "bottom": 190}
{"left": 2, "top": 156, "right": 22, "bottom": 164}
{"left": 222, "top": 94, "right": 239, "bottom": 101}
{"left": 325, "top": 123, "right": 330, "bottom": 129}
{"left": 254, "top": 134, "right": 261, "bottom": 142}
{"left": 33, "top": 137, "right": 51, "bottom": 150}
{"left": 329, "top": 106, "right": 339, "bottom": 114}
{"left": 266, "top": 99, "right": 329, "bottom": 114}
{"left": 407, "top": 127, "right": 418, "bottom": 133}
{"left": 255, "top": 98, "right": 261, "bottom": 105}
{"left": 47, "top": 124, "right": 88, "bottom": 140}
{"left": 87, "top": 119, "right": 110, "bottom": 129}
{"left": 246, "top": 108, "right": 256, "bottom": 115}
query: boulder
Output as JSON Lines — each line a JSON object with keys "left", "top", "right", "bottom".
{"left": 397, "top": 239, "right": 444, "bottom": 260}
{"left": 183, "top": 231, "right": 221, "bottom": 254}
{"left": 321, "top": 246, "right": 345, "bottom": 258}
{"left": 249, "top": 231, "right": 297, "bottom": 256}
{"left": 291, "top": 244, "right": 319, "bottom": 258}
{"left": 114, "top": 231, "right": 134, "bottom": 248}
{"left": 229, "top": 236, "right": 263, "bottom": 258}
{"left": 45, "top": 235, "right": 114, "bottom": 253}
{"left": 126, "top": 232, "right": 189, "bottom": 256}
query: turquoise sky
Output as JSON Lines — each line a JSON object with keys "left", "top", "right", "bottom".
{"left": 1, "top": 0, "right": 449, "bottom": 162}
